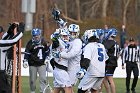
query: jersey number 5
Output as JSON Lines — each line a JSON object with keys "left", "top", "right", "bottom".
{"left": 98, "top": 48, "right": 104, "bottom": 62}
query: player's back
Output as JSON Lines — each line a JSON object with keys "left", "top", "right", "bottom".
{"left": 84, "top": 42, "right": 108, "bottom": 77}
{"left": 103, "top": 39, "right": 120, "bottom": 66}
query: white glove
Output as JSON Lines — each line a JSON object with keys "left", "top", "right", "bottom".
{"left": 76, "top": 68, "right": 86, "bottom": 79}
{"left": 23, "top": 59, "right": 28, "bottom": 68}
{"left": 44, "top": 58, "right": 50, "bottom": 65}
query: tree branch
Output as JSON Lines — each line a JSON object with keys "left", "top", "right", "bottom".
{"left": 62, "top": 13, "right": 83, "bottom": 23}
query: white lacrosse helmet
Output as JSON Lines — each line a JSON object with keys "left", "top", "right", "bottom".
{"left": 60, "top": 28, "right": 70, "bottom": 42}
{"left": 89, "top": 29, "right": 99, "bottom": 39}
{"left": 68, "top": 24, "right": 80, "bottom": 39}
{"left": 82, "top": 29, "right": 99, "bottom": 44}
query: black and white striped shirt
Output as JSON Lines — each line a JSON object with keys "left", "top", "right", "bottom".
{"left": 0, "top": 32, "right": 23, "bottom": 70}
{"left": 122, "top": 44, "right": 140, "bottom": 64}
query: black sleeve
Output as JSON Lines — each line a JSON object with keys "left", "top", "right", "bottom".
{"left": 50, "top": 58, "right": 55, "bottom": 69}
{"left": 52, "top": 38, "right": 59, "bottom": 49}
{"left": 24, "top": 41, "right": 32, "bottom": 60}
{"left": 42, "top": 38, "right": 50, "bottom": 56}
{"left": 0, "top": 32, "right": 23, "bottom": 47}
{"left": 2, "top": 33, "right": 11, "bottom": 40}
{"left": 80, "top": 57, "right": 90, "bottom": 70}
{"left": 103, "top": 40, "right": 115, "bottom": 50}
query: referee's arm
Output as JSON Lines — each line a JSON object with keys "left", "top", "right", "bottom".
{"left": 0, "top": 31, "right": 23, "bottom": 47}
{"left": 122, "top": 47, "right": 128, "bottom": 68}
{"left": 138, "top": 46, "right": 140, "bottom": 67}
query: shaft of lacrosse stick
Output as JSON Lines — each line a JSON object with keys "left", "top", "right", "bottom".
{"left": 43, "top": 62, "right": 53, "bottom": 93}
{"left": 46, "top": 62, "right": 49, "bottom": 85}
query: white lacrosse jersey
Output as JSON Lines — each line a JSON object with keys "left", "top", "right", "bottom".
{"left": 83, "top": 42, "right": 108, "bottom": 77}
{"left": 60, "top": 38, "right": 82, "bottom": 85}
{"left": 52, "top": 38, "right": 70, "bottom": 67}
{"left": 60, "top": 38, "right": 82, "bottom": 70}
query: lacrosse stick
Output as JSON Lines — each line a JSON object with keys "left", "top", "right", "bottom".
{"left": 43, "top": 62, "right": 53, "bottom": 93}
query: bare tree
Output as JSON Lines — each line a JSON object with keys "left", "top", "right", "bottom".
{"left": 75, "top": 0, "right": 81, "bottom": 21}
{"left": 64, "top": 0, "right": 68, "bottom": 19}
{"left": 102, "top": 0, "right": 108, "bottom": 18}
{"left": 81, "top": 0, "right": 102, "bottom": 18}
{"left": 123, "top": 0, "right": 131, "bottom": 25}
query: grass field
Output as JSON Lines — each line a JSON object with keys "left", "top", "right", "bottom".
{"left": 21, "top": 76, "right": 140, "bottom": 93}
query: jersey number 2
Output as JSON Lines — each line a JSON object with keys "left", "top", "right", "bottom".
{"left": 98, "top": 48, "right": 104, "bottom": 62}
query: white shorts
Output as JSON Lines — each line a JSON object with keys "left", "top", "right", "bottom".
{"left": 68, "top": 66, "right": 80, "bottom": 85}
{"left": 78, "top": 75, "right": 104, "bottom": 91}
{"left": 53, "top": 67, "right": 71, "bottom": 88}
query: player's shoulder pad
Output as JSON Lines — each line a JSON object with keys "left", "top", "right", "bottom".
{"left": 73, "top": 38, "right": 82, "bottom": 44}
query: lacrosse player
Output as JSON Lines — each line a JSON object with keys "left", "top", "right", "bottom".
{"left": 77, "top": 30, "right": 108, "bottom": 93}
{"left": 0, "top": 22, "right": 25, "bottom": 93}
{"left": 96, "top": 28, "right": 111, "bottom": 93}
{"left": 50, "top": 28, "right": 72, "bottom": 93}
{"left": 52, "top": 9, "right": 81, "bottom": 92}
{"left": 102, "top": 28, "right": 120, "bottom": 93}
{"left": 59, "top": 24, "right": 82, "bottom": 92}
{"left": 23, "top": 28, "right": 50, "bottom": 93}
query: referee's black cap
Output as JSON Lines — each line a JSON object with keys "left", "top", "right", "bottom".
{"left": 0, "top": 26, "right": 4, "bottom": 33}
{"left": 129, "top": 37, "right": 134, "bottom": 42}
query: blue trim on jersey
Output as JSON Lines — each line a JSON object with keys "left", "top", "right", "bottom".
{"left": 60, "top": 38, "right": 70, "bottom": 49}
{"left": 105, "top": 74, "right": 113, "bottom": 76}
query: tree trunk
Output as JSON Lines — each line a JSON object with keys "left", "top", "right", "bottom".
{"left": 102, "top": 0, "right": 108, "bottom": 18}
{"left": 76, "top": 0, "right": 81, "bottom": 21}
{"left": 123, "top": 0, "right": 131, "bottom": 26}
{"left": 64, "top": 0, "right": 68, "bottom": 20}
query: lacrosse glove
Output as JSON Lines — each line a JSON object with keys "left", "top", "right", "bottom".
{"left": 76, "top": 68, "right": 86, "bottom": 79}
{"left": 23, "top": 59, "right": 29, "bottom": 68}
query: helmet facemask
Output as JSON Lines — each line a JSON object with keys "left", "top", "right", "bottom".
{"left": 60, "top": 35, "right": 69, "bottom": 42}
{"left": 70, "top": 31, "right": 79, "bottom": 40}
{"left": 68, "top": 24, "right": 80, "bottom": 40}
{"left": 32, "top": 28, "right": 42, "bottom": 45}
{"left": 32, "top": 34, "right": 41, "bottom": 44}
{"left": 60, "top": 28, "right": 70, "bottom": 42}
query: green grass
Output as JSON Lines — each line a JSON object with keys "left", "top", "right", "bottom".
{"left": 21, "top": 76, "right": 140, "bottom": 93}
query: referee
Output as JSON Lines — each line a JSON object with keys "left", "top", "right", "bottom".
{"left": 122, "top": 37, "right": 140, "bottom": 93}
{"left": 0, "top": 23, "right": 24, "bottom": 93}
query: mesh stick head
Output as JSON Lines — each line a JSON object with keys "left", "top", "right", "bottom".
{"left": 43, "top": 84, "right": 53, "bottom": 93}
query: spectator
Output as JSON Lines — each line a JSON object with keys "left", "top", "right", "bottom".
{"left": 120, "top": 25, "right": 127, "bottom": 48}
